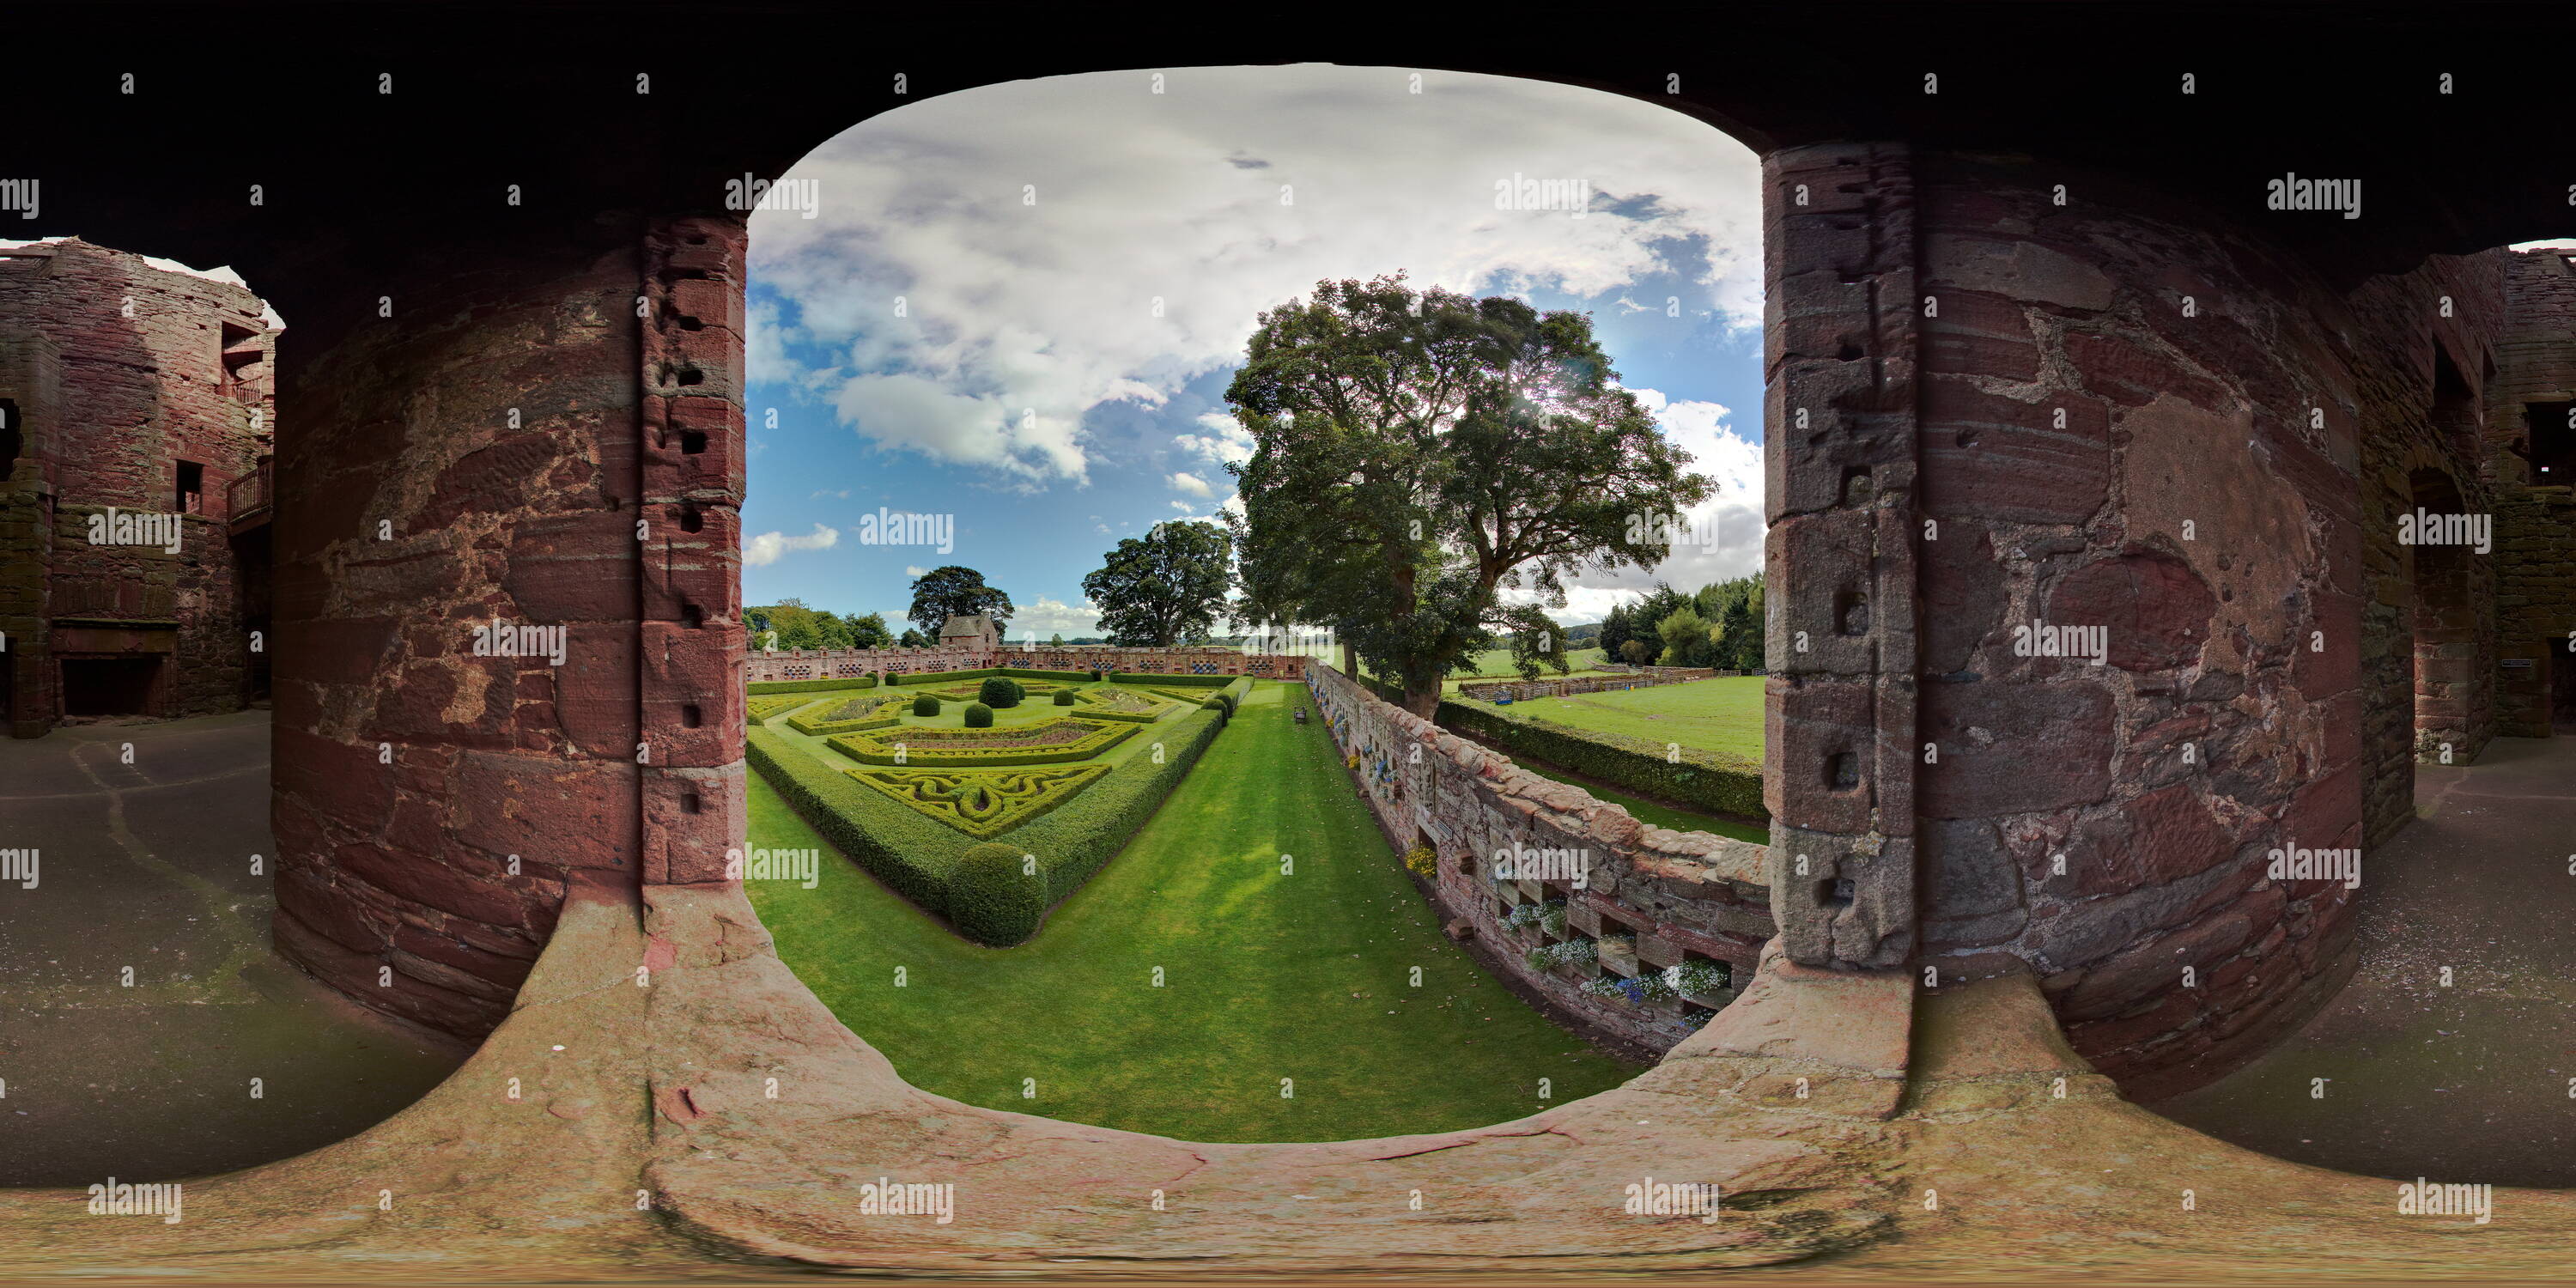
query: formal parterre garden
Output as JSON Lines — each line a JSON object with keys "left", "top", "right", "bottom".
{"left": 743, "top": 676, "right": 1637, "bottom": 1142}
{"left": 746, "top": 667, "right": 1246, "bottom": 945}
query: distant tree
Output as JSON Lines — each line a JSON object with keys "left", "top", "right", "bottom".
{"left": 744, "top": 607, "right": 774, "bottom": 637}
{"left": 907, "top": 566, "right": 1013, "bottom": 641}
{"left": 1048, "top": 632, "right": 1065, "bottom": 647}
{"left": 775, "top": 616, "right": 823, "bottom": 650}
{"left": 848, "top": 611, "right": 894, "bottom": 651}
{"left": 1656, "top": 605, "right": 1718, "bottom": 668}
{"left": 1619, "top": 639, "right": 1653, "bottom": 665}
{"left": 897, "top": 628, "right": 928, "bottom": 647}
{"left": 1226, "top": 274, "right": 1710, "bottom": 716}
{"left": 1716, "top": 595, "right": 1759, "bottom": 671}
{"left": 1083, "top": 520, "right": 1232, "bottom": 647}
{"left": 1596, "top": 602, "right": 1632, "bottom": 662}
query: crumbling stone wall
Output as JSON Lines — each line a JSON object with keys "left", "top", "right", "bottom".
{"left": 2492, "top": 249, "right": 2576, "bottom": 737}
{"left": 1309, "top": 664, "right": 1771, "bottom": 1059}
{"left": 271, "top": 218, "right": 749, "bottom": 1037}
{"left": 1891, "top": 155, "right": 2501, "bottom": 1099}
{"left": 0, "top": 240, "right": 273, "bottom": 732}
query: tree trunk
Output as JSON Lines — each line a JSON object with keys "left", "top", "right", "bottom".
{"left": 1340, "top": 642, "right": 1357, "bottom": 677}
{"left": 1400, "top": 681, "right": 1441, "bottom": 720}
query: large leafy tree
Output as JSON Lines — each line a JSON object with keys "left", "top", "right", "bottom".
{"left": 1225, "top": 275, "right": 1709, "bottom": 714}
{"left": 906, "top": 566, "right": 1012, "bottom": 641}
{"left": 1083, "top": 520, "right": 1232, "bottom": 647}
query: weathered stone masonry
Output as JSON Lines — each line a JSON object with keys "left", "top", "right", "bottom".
{"left": 0, "top": 240, "right": 275, "bottom": 737}
{"left": 1858, "top": 155, "right": 2539, "bottom": 1101}
{"left": 1309, "top": 664, "right": 1771, "bottom": 1059}
{"left": 270, "top": 220, "right": 750, "bottom": 1038}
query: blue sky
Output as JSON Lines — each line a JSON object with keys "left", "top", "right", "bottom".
{"left": 742, "top": 64, "right": 1765, "bottom": 641}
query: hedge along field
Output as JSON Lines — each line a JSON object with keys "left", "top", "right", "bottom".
{"left": 1432, "top": 678, "right": 1766, "bottom": 825}
{"left": 743, "top": 679, "right": 1637, "bottom": 1142}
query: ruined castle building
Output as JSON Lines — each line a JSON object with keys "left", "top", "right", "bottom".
{"left": 12, "top": 14, "right": 2576, "bottom": 1270}
{"left": 0, "top": 240, "right": 276, "bottom": 738}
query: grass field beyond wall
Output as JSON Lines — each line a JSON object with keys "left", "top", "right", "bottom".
{"left": 1499, "top": 674, "right": 1765, "bottom": 761}
{"left": 744, "top": 680, "right": 1639, "bottom": 1143}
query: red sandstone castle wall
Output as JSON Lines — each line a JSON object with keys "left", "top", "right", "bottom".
{"left": 270, "top": 218, "right": 750, "bottom": 1036}
{"left": 2492, "top": 251, "right": 2576, "bottom": 737}
{"left": 1898, "top": 155, "right": 2499, "bottom": 1099}
{"left": 0, "top": 240, "right": 274, "bottom": 729}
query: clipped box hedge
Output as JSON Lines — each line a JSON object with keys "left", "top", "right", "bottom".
{"left": 1111, "top": 671, "right": 1232, "bottom": 688}
{"left": 999, "top": 667, "right": 1094, "bottom": 682}
{"left": 747, "top": 675, "right": 877, "bottom": 696}
{"left": 826, "top": 719, "right": 1137, "bottom": 767}
{"left": 748, "top": 692, "right": 816, "bottom": 722}
{"left": 750, "top": 704, "right": 1229, "bottom": 923}
{"left": 788, "top": 713, "right": 902, "bottom": 737}
{"left": 1015, "top": 704, "right": 1224, "bottom": 902}
{"left": 892, "top": 667, "right": 999, "bottom": 686}
{"left": 746, "top": 726, "right": 966, "bottom": 914}
{"left": 1436, "top": 696, "right": 1767, "bottom": 823}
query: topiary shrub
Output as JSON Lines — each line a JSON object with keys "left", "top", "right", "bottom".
{"left": 963, "top": 702, "right": 994, "bottom": 727}
{"left": 979, "top": 676, "right": 1023, "bottom": 708}
{"left": 949, "top": 842, "right": 1048, "bottom": 945}
{"left": 1052, "top": 688, "right": 1078, "bottom": 706}
{"left": 911, "top": 693, "right": 941, "bottom": 717}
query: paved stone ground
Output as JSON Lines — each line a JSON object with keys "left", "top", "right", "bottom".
{"left": 0, "top": 711, "right": 467, "bottom": 1187}
{"left": 2152, "top": 735, "right": 2576, "bottom": 1187}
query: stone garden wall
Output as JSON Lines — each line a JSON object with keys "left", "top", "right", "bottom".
{"left": 1457, "top": 668, "right": 1720, "bottom": 703}
{"left": 1309, "top": 663, "right": 1771, "bottom": 1059}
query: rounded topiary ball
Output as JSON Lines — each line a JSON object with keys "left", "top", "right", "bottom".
{"left": 950, "top": 842, "right": 1047, "bottom": 946}
{"left": 1052, "top": 688, "right": 1078, "bottom": 706}
{"left": 963, "top": 702, "right": 994, "bottom": 727}
{"left": 978, "top": 676, "right": 1021, "bottom": 708}
{"left": 911, "top": 693, "right": 941, "bottom": 717}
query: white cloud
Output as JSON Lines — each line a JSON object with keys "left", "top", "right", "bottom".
{"left": 902, "top": 565, "right": 930, "bottom": 578}
{"left": 987, "top": 594, "right": 1103, "bottom": 641}
{"left": 1176, "top": 413, "right": 1255, "bottom": 469}
{"left": 1501, "top": 386, "right": 1765, "bottom": 621}
{"left": 741, "top": 523, "right": 840, "bottom": 567}
{"left": 1170, "top": 471, "right": 1212, "bottom": 497}
{"left": 750, "top": 65, "right": 1760, "bottom": 489}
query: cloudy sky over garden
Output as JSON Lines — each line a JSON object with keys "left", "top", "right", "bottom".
{"left": 743, "top": 64, "right": 1765, "bottom": 639}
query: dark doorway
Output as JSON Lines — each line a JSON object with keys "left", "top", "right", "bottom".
{"left": 60, "top": 656, "right": 161, "bottom": 716}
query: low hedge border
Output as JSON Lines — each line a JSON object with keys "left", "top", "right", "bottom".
{"left": 746, "top": 726, "right": 965, "bottom": 913}
{"left": 786, "top": 695, "right": 910, "bottom": 736}
{"left": 789, "top": 714, "right": 903, "bottom": 738}
{"left": 1435, "top": 696, "right": 1766, "bottom": 822}
{"left": 845, "top": 763, "right": 1110, "bottom": 841}
{"left": 750, "top": 703, "right": 1230, "bottom": 921}
{"left": 749, "top": 693, "right": 816, "bottom": 722}
{"left": 826, "top": 719, "right": 1138, "bottom": 767}
{"left": 892, "top": 667, "right": 1000, "bottom": 687}
{"left": 1111, "top": 671, "right": 1233, "bottom": 688}
{"left": 747, "top": 675, "right": 877, "bottom": 696}
{"left": 999, "top": 667, "right": 1094, "bottom": 682}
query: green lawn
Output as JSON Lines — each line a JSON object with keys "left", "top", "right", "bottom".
{"left": 1502, "top": 675, "right": 1765, "bottom": 761}
{"left": 744, "top": 680, "right": 1638, "bottom": 1143}
{"left": 1498, "top": 755, "right": 1767, "bottom": 845}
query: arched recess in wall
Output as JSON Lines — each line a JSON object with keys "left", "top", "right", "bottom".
{"left": 730, "top": 64, "right": 1779, "bottom": 1145}
{"left": 0, "top": 237, "right": 465, "bottom": 1188}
